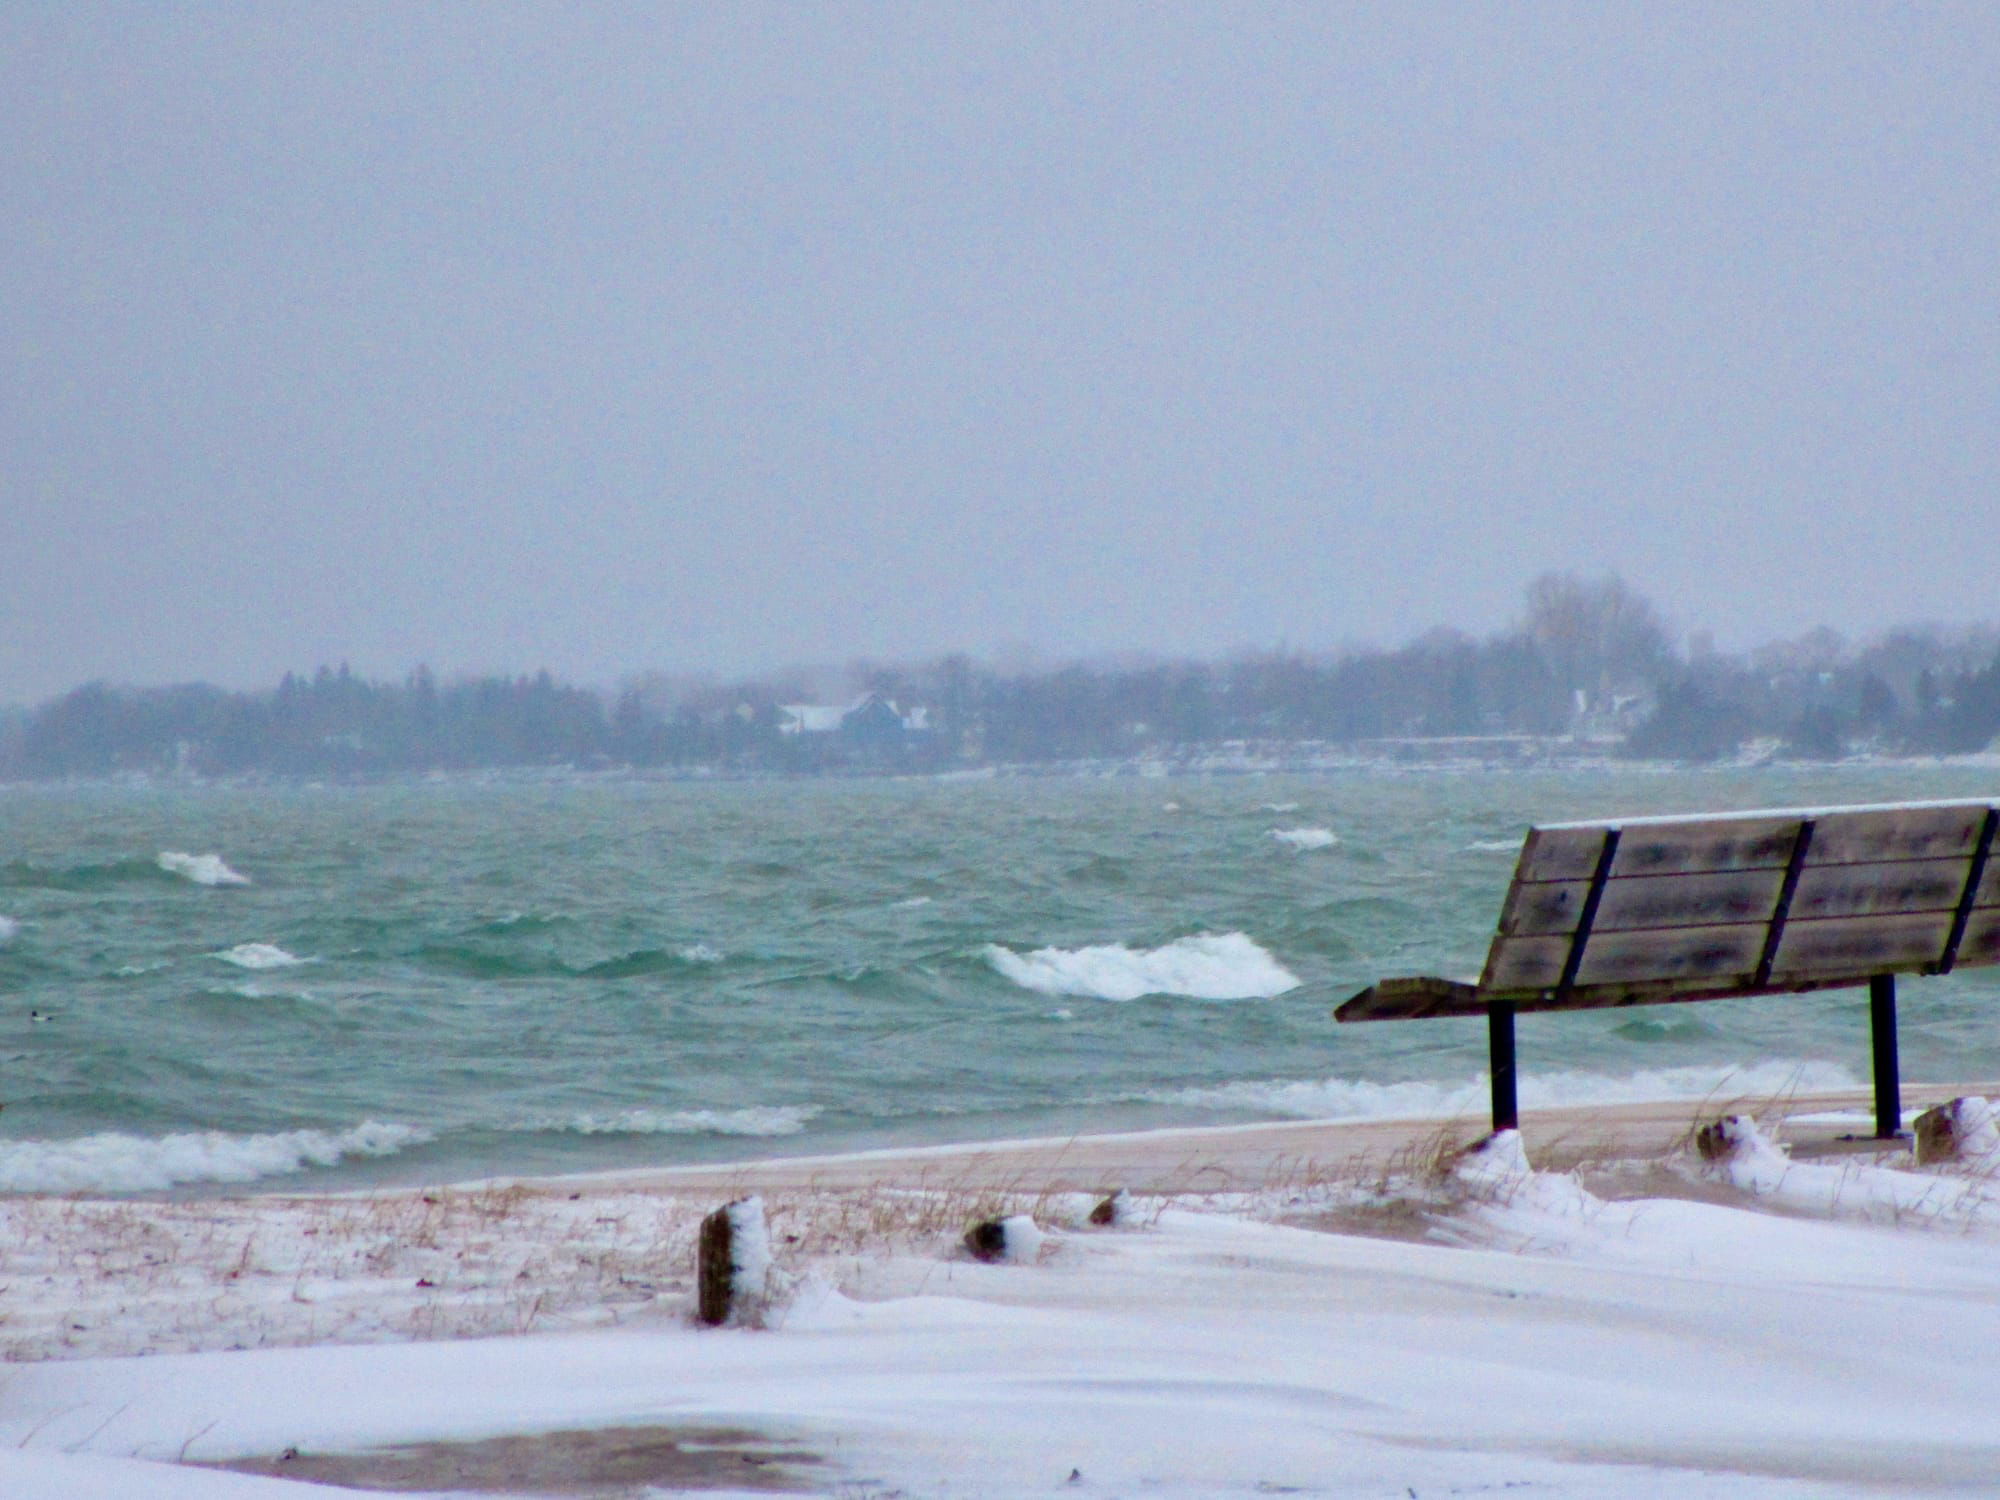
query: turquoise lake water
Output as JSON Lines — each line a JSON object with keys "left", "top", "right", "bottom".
{"left": 3, "top": 763, "right": 1997, "bottom": 1194}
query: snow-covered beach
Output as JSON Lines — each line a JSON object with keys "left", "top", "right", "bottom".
{"left": 6, "top": 1087, "right": 2000, "bottom": 1498}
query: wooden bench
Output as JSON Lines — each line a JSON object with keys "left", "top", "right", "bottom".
{"left": 1338, "top": 799, "right": 2000, "bottom": 1137}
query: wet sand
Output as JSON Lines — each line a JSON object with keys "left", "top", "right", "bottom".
{"left": 204, "top": 1425, "right": 821, "bottom": 1495}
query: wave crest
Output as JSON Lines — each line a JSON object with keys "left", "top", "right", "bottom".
{"left": 158, "top": 851, "right": 250, "bottom": 887}
{"left": 985, "top": 932, "right": 1300, "bottom": 1002}
{"left": 1160, "top": 1060, "right": 1864, "bottom": 1122}
{"left": 555, "top": 1105, "right": 819, "bottom": 1137}
{"left": 1270, "top": 827, "right": 1338, "bottom": 851}
{"left": 216, "top": 942, "right": 306, "bottom": 970}
{"left": 0, "top": 1121, "right": 429, "bottom": 1194}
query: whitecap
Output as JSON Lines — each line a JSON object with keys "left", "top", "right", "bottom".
{"left": 215, "top": 942, "right": 306, "bottom": 970}
{"left": 1156, "top": 1060, "right": 1865, "bottom": 1122}
{"left": 556, "top": 1105, "right": 819, "bottom": 1137}
{"left": 1260, "top": 801, "right": 1301, "bottom": 813}
{"left": 890, "top": 896, "right": 934, "bottom": 910}
{"left": 1269, "top": 827, "right": 1338, "bottom": 851}
{"left": 1466, "top": 839, "right": 1519, "bottom": 853}
{"left": 0, "top": 915, "right": 17, "bottom": 946}
{"left": 158, "top": 851, "right": 250, "bottom": 886}
{"left": 984, "top": 932, "right": 1300, "bottom": 1002}
{"left": 0, "top": 1120, "right": 429, "bottom": 1194}
{"left": 677, "top": 943, "right": 725, "bottom": 964}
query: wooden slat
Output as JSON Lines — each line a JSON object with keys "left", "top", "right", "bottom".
{"left": 1787, "top": 858, "right": 1975, "bottom": 922}
{"left": 1516, "top": 802, "right": 1996, "bottom": 884}
{"left": 1769, "top": 912, "right": 1954, "bottom": 983}
{"left": 1484, "top": 923, "right": 1764, "bottom": 992}
{"left": 1498, "top": 855, "right": 2000, "bottom": 938}
{"left": 1952, "top": 907, "right": 2000, "bottom": 970}
{"left": 1499, "top": 868, "right": 1785, "bottom": 937}
{"left": 1604, "top": 817, "right": 1801, "bottom": 878}
{"left": 1510, "top": 973, "right": 1858, "bottom": 1014}
{"left": 1511, "top": 825, "right": 1607, "bottom": 883}
{"left": 1573, "top": 924, "right": 1768, "bottom": 987}
{"left": 1805, "top": 804, "right": 1990, "bottom": 866}
{"left": 1335, "top": 976, "right": 1484, "bottom": 1022}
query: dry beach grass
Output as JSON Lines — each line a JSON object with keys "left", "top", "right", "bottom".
{"left": 6, "top": 1081, "right": 1996, "bottom": 1368}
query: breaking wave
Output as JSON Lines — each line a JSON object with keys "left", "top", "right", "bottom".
{"left": 158, "top": 851, "right": 250, "bottom": 886}
{"left": 1157, "top": 1060, "right": 1865, "bottom": 1122}
{"left": 1270, "top": 827, "right": 1338, "bottom": 851}
{"left": 0, "top": 915, "right": 17, "bottom": 946}
{"left": 0, "top": 1121, "right": 430, "bottom": 1194}
{"left": 553, "top": 1105, "right": 820, "bottom": 1137}
{"left": 579, "top": 944, "right": 725, "bottom": 978}
{"left": 984, "top": 932, "right": 1300, "bottom": 1001}
{"left": 216, "top": 942, "right": 306, "bottom": 970}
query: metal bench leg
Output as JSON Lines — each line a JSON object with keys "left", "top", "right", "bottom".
{"left": 1489, "top": 1002, "right": 1518, "bottom": 1133}
{"left": 1869, "top": 974, "right": 1901, "bottom": 1139}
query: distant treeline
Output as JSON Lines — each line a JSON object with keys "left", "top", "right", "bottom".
{"left": 5, "top": 575, "right": 1999, "bottom": 779}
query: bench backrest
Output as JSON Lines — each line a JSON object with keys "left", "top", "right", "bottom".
{"left": 1477, "top": 799, "right": 2000, "bottom": 1011}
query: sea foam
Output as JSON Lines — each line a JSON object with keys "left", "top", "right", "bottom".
{"left": 0, "top": 1121, "right": 429, "bottom": 1194}
{"left": 0, "top": 915, "right": 17, "bottom": 946}
{"left": 157, "top": 851, "right": 250, "bottom": 886}
{"left": 1158, "top": 1059, "right": 1865, "bottom": 1122}
{"left": 985, "top": 932, "right": 1300, "bottom": 1001}
{"left": 216, "top": 942, "right": 306, "bottom": 970}
{"left": 556, "top": 1105, "right": 820, "bottom": 1137}
{"left": 1270, "top": 827, "right": 1338, "bottom": 851}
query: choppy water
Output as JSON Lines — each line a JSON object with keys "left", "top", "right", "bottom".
{"left": 3, "top": 764, "right": 1998, "bottom": 1195}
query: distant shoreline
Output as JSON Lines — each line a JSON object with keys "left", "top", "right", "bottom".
{"left": 7, "top": 743, "right": 1999, "bottom": 793}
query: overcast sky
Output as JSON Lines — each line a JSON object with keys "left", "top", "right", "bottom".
{"left": 4, "top": 4, "right": 1997, "bottom": 702}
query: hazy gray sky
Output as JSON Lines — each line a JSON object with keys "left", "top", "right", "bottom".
{"left": 5, "top": 3, "right": 1997, "bottom": 701}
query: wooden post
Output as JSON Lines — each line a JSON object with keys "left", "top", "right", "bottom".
{"left": 1488, "top": 1001, "right": 1518, "bottom": 1132}
{"left": 1869, "top": 973, "right": 1901, "bottom": 1139}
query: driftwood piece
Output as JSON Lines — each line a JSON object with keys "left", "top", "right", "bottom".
{"left": 1913, "top": 1097, "right": 1999, "bottom": 1167}
{"left": 1695, "top": 1115, "right": 1757, "bottom": 1163}
{"left": 963, "top": 1214, "right": 1044, "bottom": 1264}
{"left": 697, "top": 1196, "right": 770, "bottom": 1326}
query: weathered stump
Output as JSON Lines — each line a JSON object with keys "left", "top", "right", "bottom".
{"left": 1914, "top": 1097, "right": 1999, "bottom": 1167}
{"left": 697, "top": 1195, "right": 771, "bottom": 1326}
{"left": 1088, "top": 1188, "right": 1130, "bottom": 1227}
{"left": 1695, "top": 1115, "right": 1754, "bottom": 1163}
{"left": 963, "top": 1213, "right": 1044, "bottom": 1263}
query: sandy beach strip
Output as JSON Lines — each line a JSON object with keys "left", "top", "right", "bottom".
{"left": 569, "top": 1080, "right": 2000, "bottom": 1198}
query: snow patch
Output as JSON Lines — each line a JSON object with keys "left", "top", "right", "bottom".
{"left": 726, "top": 1194, "right": 773, "bottom": 1309}
{"left": 1701, "top": 1114, "right": 2000, "bottom": 1229}
{"left": 984, "top": 932, "right": 1299, "bottom": 1001}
